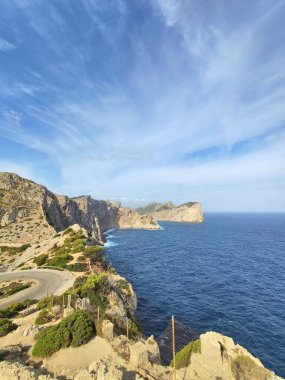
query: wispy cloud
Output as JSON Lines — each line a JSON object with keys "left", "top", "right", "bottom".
{"left": 0, "top": 37, "right": 16, "bottom": 51}
{"left": 0, "top": 0, "right": 284, "bottom": 211}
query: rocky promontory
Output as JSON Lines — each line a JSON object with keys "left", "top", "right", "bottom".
{"left": 0, "top": 172, "right": 159, "bottom": 245}
{"left": 138, "top": 201, "right": 204, "bottom": 223}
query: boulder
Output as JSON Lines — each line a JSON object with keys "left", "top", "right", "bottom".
{"left": 129, "top": 341, "right": 149, "bottom": 368}
{"left": 23, "top": 325, "right": 42, "bottom": 337}
{"left": 101, "top": 320, "right": 114, "bottom": 339}
{"left": 74, "top": 369, "right": 95, "bottom": 380}
{"left": 89, "top": 359, "right": 123, "bottom": 380}
{"left": 146, "top": 335, "right": 160, "bottom": 364}
{"left": 0, "top": 360, "right": 57, "bottom": 380}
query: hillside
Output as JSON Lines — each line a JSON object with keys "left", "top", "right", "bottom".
{"left": 0, "top": 172, "right": 159, "bottom": 246}
{"left": 138, "top": 201, "right": 204, "bottom": 223}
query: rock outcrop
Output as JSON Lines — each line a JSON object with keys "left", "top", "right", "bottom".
{"left": 176, "top": 331, "right": 283, "bottom": 380}
{"left": 0, "top": 172, "right": 159, "bottom": 245}
{"left": 144, "top": 201, "right": 204, "bottom": 223}
{"left": 0, "top": 360, "right": 57, "bottom": 380}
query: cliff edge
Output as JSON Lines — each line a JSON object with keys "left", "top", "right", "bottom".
{"left": 0, "top": 172, "right": 159, "bottom": 245}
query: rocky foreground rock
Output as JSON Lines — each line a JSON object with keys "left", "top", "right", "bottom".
{"left": 0, "top": 172, "right": 159, "bottom": 245}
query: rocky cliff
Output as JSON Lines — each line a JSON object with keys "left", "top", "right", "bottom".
{"left": 142, "top": 201, "right": 204, "bottom": 223}
{"left": 176, "top": 331, "right": 282, "bottom": 380}
{"left": 0, "top": 172, "right": 159, "bottom": 245}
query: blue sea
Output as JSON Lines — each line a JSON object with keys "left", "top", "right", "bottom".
{"left": 105, "top": 213, "right": 285, "bottom": 377}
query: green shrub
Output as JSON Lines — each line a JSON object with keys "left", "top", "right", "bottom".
{"left": 32, "top": 310, "right": 95, "bottom": 357}
{"left": 82, "top": 273, "right": 107, "bottom": 292}
{"left": 0, "top": 318, "right": 18, "bottom": 336}
{"left": 171, "top": 339, "right": 201, "bottom": 369}
{"left": 72, "top": 239, "right": 85, "bottom": 253}
{"left": 19, "top": 244, "right": 31, "bottom": 251}
{"left": 67, "top": 263, "right": 88, "bottom": 272}
{"left": 33, "top": 254, "right": 48, "bottom": 266}
{"left": 35, "top": 309, "right": 53, "bottom": 325}
{"left": 73, "top": 276, "right": 88, "bottom": 288}
{"left": 46, "top": 253, "right": 72, "bottom": 268}
{"left": 88, "top": 292, "right": 109, "bottom": 311}
{"left": 5, "top": 283, "right": 31, "bottom": 297}
{"left": 0, "top": 299, "right": 37, "bottom": 318}
{"left": 84, "top": 245, "right": 103, "bottom": 256}
{"left": 37, "top": 295, "right": 63, "bottom": 310}
{"left": 62, "top": 227, "right": 74, "bottom": 236}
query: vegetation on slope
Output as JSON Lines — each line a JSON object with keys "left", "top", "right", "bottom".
{"left": 0, "top": 299, "right": 37, "bottom": 318}
{"left": 171, "top": 338, "right": 201, "bottom": 369}
{"left": 136, "top": 202, "right": 162, "bottom": 214}
{"left": 0, "top": 281, "right": 33, "bottom": 299}
{"left": 0, "top": 318, "right": 18, "bottom": 336}
{"left": 32, "top": 310, "right": 95, "bottom": 357}
{"left": 35, "top": 309, "right": 54, "bottom": 325}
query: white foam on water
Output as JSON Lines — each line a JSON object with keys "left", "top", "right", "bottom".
{"left": 104, "top": 240, "right": 119, "bottom": 247}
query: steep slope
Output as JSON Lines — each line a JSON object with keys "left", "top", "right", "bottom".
{"left": 136, "top": 202, "right": 163, "bottom": 214}
{"left": 146, "top": 201, "right": 204, "bottom": 223}
{"left": 0, "top": 172, "right": 159, "bottom": 245}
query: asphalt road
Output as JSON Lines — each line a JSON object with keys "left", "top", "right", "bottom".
{"left": 0, "top": 269, "right": 75, "bottom": 309}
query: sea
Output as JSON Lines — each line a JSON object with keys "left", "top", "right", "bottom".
{"left": 105, "top": 213, "right": 285, "bottom": 377}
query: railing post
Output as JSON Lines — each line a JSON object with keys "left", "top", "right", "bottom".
{"left": 126, "top": 319, "right": 129, "bottom": 339}
{"left": 97, "top": 306, "right": 100, "bottom": 323}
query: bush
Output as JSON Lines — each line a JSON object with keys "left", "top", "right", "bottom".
{"left": 37, "top": 295, "right": 63, "bottom": 310}
{"left": 62, "top": 227, "right": 74, "bottom": 236}
{"left": 32, "top": 310, "right": 95, "bottom": 357}
{"left": 46, "top": 253, "right": 72, "bottom": 268}
{"left": 84, "top": 245, "right": 103, "bottom": 256}
{"left": 19, "top": 244, "right": 31, "bottom": 251}
{"left": 67, "top": 263, "right": 88, "bottom": 272}
{"left": 171, "top": 339, "right": 201, "bottom": 369}
{"left": 0, "top": 299, "right": 37, "bottom": 318}
{"left": 35, "top": 309, "right": 54, "bottom": 325}
{"left": 33, "top": 254, "right": 48, "bottom": 266}
{"left": 72, "top": 239, "right": 85, "bottom": 253}
{"left": 0, "top": 318, "right": 18, "bottom": 336}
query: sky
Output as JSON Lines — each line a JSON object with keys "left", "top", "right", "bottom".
{"left": 0, "top": 0, "right": 285, "bottom": 212}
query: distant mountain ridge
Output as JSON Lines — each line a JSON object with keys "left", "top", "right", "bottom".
{"left": 0, "top": 172, "right": 159, "bottom": 245}
{"left": 136, "top": 201, "right": 204, "bottom": 223}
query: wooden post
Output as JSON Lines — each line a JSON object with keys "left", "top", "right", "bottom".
{"left": 62, "top": 294, "right": 65, "bottom": 308}
{"left": 172, "top": 315, "right": 176, "bottom": 380}
{"left": 50, "top": 294, "right": 53, "bottom": 312}
{"left": 126, "top": 319, "right": 129, "bottom": 340}
{"left": 97, "top": 306, "right": 100, "bottom": 322}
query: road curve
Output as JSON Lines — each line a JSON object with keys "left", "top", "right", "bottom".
{"left": 0, "top": 269, "right": 75, "bottom": 309}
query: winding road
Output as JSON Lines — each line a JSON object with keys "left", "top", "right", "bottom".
{"left": 0, "top": 269, "right": 75, "bottom": 309}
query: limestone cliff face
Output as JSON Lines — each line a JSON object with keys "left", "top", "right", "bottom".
{"left": 0, "top": 172, "right": 159, "bottom": 245}
{"left": 147, "top": 201, "right": 204, "bottom": 223}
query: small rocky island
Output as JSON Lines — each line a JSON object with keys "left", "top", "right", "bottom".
{"left": 0, "top": 172, "right": 282, "bottom": 380}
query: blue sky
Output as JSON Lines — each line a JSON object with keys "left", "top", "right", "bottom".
{"left": 0, "top": 0, "right": 285, "bottom": 211}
